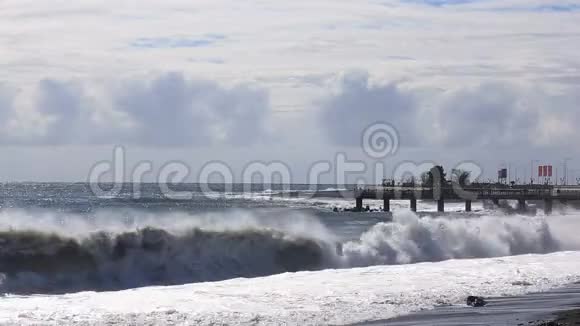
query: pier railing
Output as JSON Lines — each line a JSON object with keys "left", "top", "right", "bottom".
{"left": 350, "top": 185, "right": 580, "bottom": 214}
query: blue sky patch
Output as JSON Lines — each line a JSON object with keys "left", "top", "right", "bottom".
{"left": 131, "top": 34, "right": 226, "bottom": 49}
{"left": 400, "top": 0, "right": 479, "bottom": 6}
{"left": 489, "top": 3, "right": 580, "bottom": 13}
{"left": 400, "top": 0, "right": 580, "bottom": 12}
{"left": 534, "top": 4, "right": 580, "bottom": 12}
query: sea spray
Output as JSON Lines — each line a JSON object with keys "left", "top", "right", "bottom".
{"left": 341, "top": 211, "right": 561, "bottom": 266}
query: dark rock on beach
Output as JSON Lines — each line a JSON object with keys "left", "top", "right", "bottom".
{"left": 466, "top": 296, "right": 487, "bottom": 307}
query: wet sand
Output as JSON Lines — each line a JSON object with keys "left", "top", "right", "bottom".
{"left": 529, "top": 308, "right": 580, "bottom": 325}
{"left": 354, "top": 284, "right": 580, "bottom": 326}
{"left": 543, "top": 308, "right": 580, "bottom": 325}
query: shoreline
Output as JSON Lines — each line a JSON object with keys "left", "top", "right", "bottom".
{"left": 354, "top": 283, "right": 580, "bottom": 326}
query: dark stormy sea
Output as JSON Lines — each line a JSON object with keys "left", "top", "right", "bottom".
{"left": 0, "top": 183, "right": 579, "bottom": 325}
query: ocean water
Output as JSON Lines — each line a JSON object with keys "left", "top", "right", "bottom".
{"left": 1, "top": 183, "right": 580, "bottom": 325}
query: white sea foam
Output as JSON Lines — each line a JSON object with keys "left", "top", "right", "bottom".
{"left": 1, "top": 251, "right": 579, "bottom": 325}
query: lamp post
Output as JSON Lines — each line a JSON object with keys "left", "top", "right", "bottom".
{"left": 570, "top": 169, "right": 580, "bottom": 185}
{"left": 513, "top": 163, "right": 528, "bottom": 185}
{"left": 530, "top": 160, "right": 539, "bottom": 184}
{"left": 563, "top": 158, "right": 572, "bottom": 185}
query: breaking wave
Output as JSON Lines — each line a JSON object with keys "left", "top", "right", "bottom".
{"left": 1, "top": 209, "right": 580, "bottom": 294}
{"left": 342, "top": 212, "right": 569, "bottom": 267}
{"left": 0, "top": 227, "right": 333, "bottom": 294}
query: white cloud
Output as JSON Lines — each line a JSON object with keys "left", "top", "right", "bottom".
{"left": 318, "top": 71, "right": 420, "bottom": 147}
{"left": 1, "top": 0, "right": 578, "bottom": 89}
{"left": 0, "top": 0, "right": 579, "bottom": 179}
{"left": 0, "top": 73, "right": 271, "bottom": 147}
{"left": 318, "top": 71, "right": 580, "bottom": 151}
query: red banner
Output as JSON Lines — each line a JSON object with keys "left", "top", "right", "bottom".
{"left": 548, "top": 165, "right": 553, "bottom": 177}
{"left": 543, "top": 165, "right": 548, "bottom": 177}
{"left": 538, "top": 166, "right": 543, "bottom": 177}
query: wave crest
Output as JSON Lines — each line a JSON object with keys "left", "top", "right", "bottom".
{"left": 0, "top": 227, "right": 333, "bottom": 294}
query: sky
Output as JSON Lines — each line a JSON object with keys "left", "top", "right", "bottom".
{"left": 0, "top": 0, "right": 579, "bottom": 183}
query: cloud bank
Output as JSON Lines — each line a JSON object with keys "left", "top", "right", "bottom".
{"left": 2, "top": 70, "right": 579, "bottom": 154}
{"left": 0, "top": 73, "right": 271, "bottom": 147}
{"left": 318, "top": 71, "right": 580, "bottom": 151}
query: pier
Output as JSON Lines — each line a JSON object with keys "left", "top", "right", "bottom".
{"left": 351, "top": 185, "right": 580, "bottom": 214}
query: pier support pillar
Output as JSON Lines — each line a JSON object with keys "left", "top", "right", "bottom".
{"left": 383, "top": 198, "right": 390, "bottom": 212}
{"left": 437, "top": 199, "right": 445, "bottom": 212}
{"left": 517, "top": 199, "right": 526, "bottom": 212}
{"left": 356, "top": 198, "right": 363, "bottom": 212}
{"left": 545, "top": 199, "right": 553, "bottom": 215}
{"left": 465, "top": 200, "right": 472, "bottom": 212}
{"left": 492, "top": 198, "right": 500, "bottom": 206}
{"left": 410, "top": 199, "right": 417, "bottom": 212}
